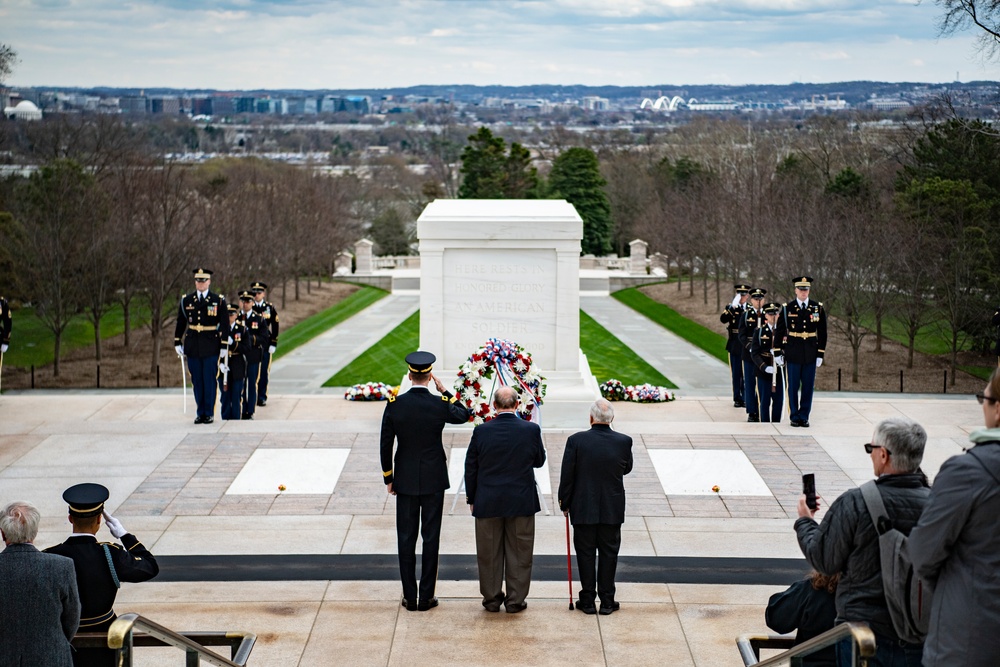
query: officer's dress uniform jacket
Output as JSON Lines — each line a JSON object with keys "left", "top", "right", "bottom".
{"left": 721, "top": 303, "right": 745, "bottom": 404}
{"left": 174, "top": 290, "right": 230, "bottom": 420}
{"left": 737, "top": 307, "right": 763, "bottom": 415}
{"left": 219, "top": 319, "right": 252, "bottom": 420}
{"left": 380, "top": 386, "right": 471, "bottom": 604}
{"left": 751, "top": 323, "right": 784, "bottom": 423}
{"left": 252, "top": 299, "right": 279, "bottom": 403}
{"left": 773, "top": 299, "right": 827, "bottom": 424}
{"left": 45, "top": 534, "right": 158, "bottom": 667}
{"left": 0, "top": 295, "right": 12, "bottom": 347}
{"left": 239, "top": 309, "right": 269, "bottom": 416}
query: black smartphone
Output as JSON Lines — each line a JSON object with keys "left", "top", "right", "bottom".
{"left": 802, "top": 473, "right": 817, "bottom": 510}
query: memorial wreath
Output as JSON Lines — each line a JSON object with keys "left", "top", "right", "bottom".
{"left": 454, "top": 338, "right": 546, "bottom": 424}
{"left": 599, "top": 378, "right": 676, "bottom": 403}
{"left": 344, "top": 381, "right": 398, "bottom": 401}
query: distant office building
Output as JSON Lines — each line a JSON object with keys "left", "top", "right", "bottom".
{"left": 581, "top": 96, "right": 609, "bottom": 111}
{"left": 212, "top": 95, "right": 235, "bottom": 115}
{"left": 320, "top": 95, "right": 370, "bottom": 114}
{"left": 867, "top": 97, "right": 910, "bottom": 111}
{"left": 191, "top": 96, "right": 213, "bottom": 116}
{"left": 149, "top": 96, "right": 181, "bottom": 114}
{"left": 120, "top": 96, "right": 148, "bottom": 114}
{"left": 255, "top": 98, "right": 272, "bottom": 114}
{"left": 235, "top": 97, "right": 256, "bottom": 113}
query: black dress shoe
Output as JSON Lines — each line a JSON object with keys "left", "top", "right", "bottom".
{"left": 483, "top": 603, "right": 500, "bottom": 613}
{"left": 575, "top": 601, "right": 597, "bottom": 615}
{"left": 193, "top": 416, "right": 205, "bottom": 424}
{"left": 599, "top": 601, "right": 620, "bottom": 615}
{"left": 734, "top": 400, "right": 745, "bottom": 408}
{"left": 504, "top": 602, "right": 528, "bottom": 614}
{"left": 417, "top": 598, "right": 439, "bottom": 611}
{"left": 747, "top": 414, "right": 759, "bottom": 423}
{"left": 257, "top": 399, "right": 266, "bottom": 407}
{"left": 799, "top": 420, "right": 810, "bottom": 428}
{"left": 203, "top": 416, "right": 214, "bottom": 424}
{"left": 790, "top": 420, "right": 801, "bottom": 427}
{"left": 242, "top": 413, "right": 253, "bottom": 420}
{"left": 401, "top": 598, "right": 417, "bottom": 612}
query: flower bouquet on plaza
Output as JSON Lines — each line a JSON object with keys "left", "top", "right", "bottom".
{"left": 344, "top": 381, "right": 398, "bottom": 401}
{"left": 602, "top": 379, "right": 676, "bottom": 403}
{"left": 600, "top": 379, "right": 627, "bottom": 401}
{"left": 454, "top": 338, "right": 546, "bottom": 424}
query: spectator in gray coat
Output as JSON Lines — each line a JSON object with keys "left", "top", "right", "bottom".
{"left": 907, "top": 368, "right": 1000, "bottom": 667}
{"left": 794, "top": 417, "right": 929, "bottom": 667}
{"left": 0, "top": 501, "right": 80, "bottom": 667}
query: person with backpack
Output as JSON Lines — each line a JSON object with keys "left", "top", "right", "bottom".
{"left": 907, "top": 369, "right": 1000, "bottom": 666}
{"left": 794, "top": 417, "right": 930, "bottom": 667}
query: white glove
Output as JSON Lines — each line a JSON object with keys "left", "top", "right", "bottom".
{"left": 268, "top": 345, "right": 276, "bottom": 354}
{"left": 175, "top": 345, "right": 184, "bottom": 357}
{"left": 219, "top": 349, "right": 228, "bottom": 360}
{"left": 816, "top": 358, "right": 823, "bottom": 368}
{"left": 0, "top": 344, "right": 7, "bottom": 353}
{"left": 227, "top": 336, "right": 233, "bottom": 345}
{"left": 219, "top": 362, "right": 229, "bottom": 373}
{"left": 765, "top": 365, "right": 775, "bottom": 374}
{"left": 730, "top": 295, "right": 741, "bottom": 308}
{"left": 103, "top": 513, "right": 127, "bottom": 539}
{"left": 774, "top": 355, "right": 784, "bottom": 367}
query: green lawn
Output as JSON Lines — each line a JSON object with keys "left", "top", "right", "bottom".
{"left": 5, "top": 303, "right": 151, "bottom": 368}
{"left": 324, "top": 310, "right": 419, "bottom": 386}
{"left": 855, "top": 312, "right": 972, "bottom": 356}
{"left": 580, "top": 311, "right": 675, "bottom": 387}
{"left": 273, "top": 286, "right": 388, "bottom": 362}
{"left": 326, "top": 309, "right": 676, "bottom": 389}
{"left": 612, "top": 287, "right": 729, "bottom": 364}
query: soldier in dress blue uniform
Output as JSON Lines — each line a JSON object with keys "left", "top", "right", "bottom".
{"left": 380, "top": 351, "right": 472, "bottom": 612}
{"left": 250, "top": 281, "right": 279, "bottom": 407}
{"left": 219, "top": 303, "right": 252, "bottom": 420}
{"left": 45, "top": 483, "right": 159, "bottom": 667}
{"left": 238, "top": 290, "right": 269, "bottom": 420}
{"left": 0, "top": 295, "right": 12, "bottom": 357}
{"left": 174, "top": 268, "right": 230, "bottom": 424}
{"left": 773, "top": 276, "right": 827, "bottom": 428}
{"left": 751, "top": 302, "right": 785, "bottom": 423}
{"left": 738, "top": 287, "right": 767, "bottom": 422}
{"left": 721, "top": 284, "right": 750, "bottom": 408}
{"left": 992, "top": 306, "right": 1000, "bottom": 366}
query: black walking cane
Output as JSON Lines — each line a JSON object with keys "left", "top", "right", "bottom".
{"left": 565, "top": 513, "right": 574, "bottom": 610}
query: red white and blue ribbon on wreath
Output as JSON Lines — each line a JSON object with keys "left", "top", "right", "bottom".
{"left": 455, "top": 337, "right": 546, "bottom": 425}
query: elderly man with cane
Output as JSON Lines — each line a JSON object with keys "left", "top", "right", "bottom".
{"left": 558, "top": 399, "right": 633, "bottom": 615}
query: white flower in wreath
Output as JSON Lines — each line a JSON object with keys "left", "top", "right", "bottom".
{"left": 363, "top": 386, "right": 372, "bottom": 397}
{"left": 470, "top": 360, "right": 487, "bottom": 374}
{"left": 513, "top": 359, "right": 527, "bottom": 373}
{"left": 462, "top": 387, "right": 478, "bottom": 404}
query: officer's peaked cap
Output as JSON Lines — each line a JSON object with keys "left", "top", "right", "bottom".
{"left": 227, "top": 303, "right": 240, "bottom": 313}
{"left": 193, "top": 268, "right": 213, "bottom": 280}
{"left": 251, "top": 281, "right": 268, "bottom": 292}
{"left": 63, "top": 483, "right": 109, "bottom": 519}
{"left": 794, "top": 276, "right": 813, "bottom": 288}
{"left": 750, "top": 287, "right": 767, "bottom": 298}
{"left": 733, "top": 283, "right": 751, "bottom": 293}
{"left": 763, "top": 302, "right": 782, "bottom": 314}
{"left": 239, "top": 289, "right": 254, "bottom": 300}
{"left": 406, "top": 351, "right": 435, "bottom": 374}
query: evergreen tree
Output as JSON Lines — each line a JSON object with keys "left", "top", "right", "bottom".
{"left": 458, "top": 127, "right": 540, "bottom": 199}
{"left": 549, "top": 147, "right": 612, "bottom": 255}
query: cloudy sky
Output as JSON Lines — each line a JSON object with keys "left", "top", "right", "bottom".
{"left": 1, "top": 0, "right": 996, "bottom": 89}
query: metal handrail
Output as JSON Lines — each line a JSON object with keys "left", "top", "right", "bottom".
{"left": 105, "top": 613, "right": 256, "bottom": 666}
{"left": 737, "top": 622, "right": 877, "bottom": 666}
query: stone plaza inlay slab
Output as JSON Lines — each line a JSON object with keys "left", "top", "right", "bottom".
{"left": 648, "top": 449, "right": 773, "bottom": 496}
{"left": 225, "top": 449, "right": 350, "bottom": 495}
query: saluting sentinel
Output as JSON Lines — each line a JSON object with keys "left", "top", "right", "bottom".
{"left": 773, "top": 276, "right": 827, "bottom": 428}
{"left": 219, "top": 303, "right": 252, "bottom": 421}
{"left": 0, "top": 295, "right": 12, "bottom": 356}
{"left": 174, "top": 268, "right": 231, "bottom": 424}
{"left": 45, "top": 484, "right": 159, "bottom": 667}
{"left": 380, "top": 351, "right": 472, "bottom": 612}
{"left": 751, "top": 302, "right": 785, "bottom": 423}
{"left": 250, "top": 281, "right": 279, "bottom": 407}
{"left": 721, "top": 284, "right": 750, "bottom": 408}
{"left": 238, "top": 290, "right": 269, "bottom": 420}
{"left": 738, "top": 288, "right": 767, "bottom": 422}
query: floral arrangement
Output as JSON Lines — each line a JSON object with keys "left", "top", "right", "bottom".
{"left": 600, "top": 379, "right": 676, "bottom": 403}
{"left": 454, "top": 338, "right": 546, "bottom": 424}
{"left": 344, "top": 382, "right": 398, "bottom": 401}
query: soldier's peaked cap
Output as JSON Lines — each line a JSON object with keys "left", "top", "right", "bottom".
{"left": 733, "top": 283, "right": 751, "bottom": 293}
{"left": 750, "top": 287, "right": 767, "bottom": 298}
{"left": 63, "top": 483, "right": 109, "bottom": 518}
{"left": 794, "top": 276, "right": 813, "bottom": 288}
{"left": 193, "top": 268, "right": 213, "bottom": 280}
{"left": 406, "top": 351, "right": 435, "bottom": 374}
{"left": 227, "top": 303, "right": 240, "bottom": 313}
{"left": 763, "top": 302, "right": 782, "bottom": 314}
{"left": 251, "top": 281, "right": 268, "bottom": 292}
{"left": 239, "top": 290, "right": 254, "bottom": 300}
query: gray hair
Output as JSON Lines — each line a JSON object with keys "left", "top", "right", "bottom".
{"left": 873, "top": 417, "right": 926, "bottom": 473}
{"left": 1, "top": 501, "right": 40, "bottom": 545}
{"left": 590, "top": 399, "right": 615, "bottom": 424}
{"left": 493, "top": 386, "right": 518, "bottom": 410}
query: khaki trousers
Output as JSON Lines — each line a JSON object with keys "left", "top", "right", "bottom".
{"left": 474, "top": 515, "right": 535, "bottom": 609}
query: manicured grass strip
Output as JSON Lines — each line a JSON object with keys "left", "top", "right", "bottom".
{"left": 273, "top": 286, "right": 388, "bottom": 362}
{"left": 580, "top": 310, "right": 676, "bottom": 388}
{"left": 856, "top": 313, "right": 972, "bottom": 356}
{"left": 4, "top": 303, "right": 151, "bottom": 368}
{"left": 612, "top": 288, "right": 728, "bottom": 364}
{"left": 324, "top": 311, "right": 419, "bottom": 386}
{"left": 958, "top": 365, "right": 995, "bottom": 381}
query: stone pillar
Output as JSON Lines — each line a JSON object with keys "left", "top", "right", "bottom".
{"left": 579, "top": 254, "right": 598, "bottom": 270}
{"left": 650, "top": 252, "right": 669, "bottom": 277}
{"left": 334, "top": 251, "right": 353, "bottom": 276}
{"left": 629, "top": 239, "right": 648, "bottom": 275}
{"left": 354, "top": 239, "right": 374, "bottom": 275}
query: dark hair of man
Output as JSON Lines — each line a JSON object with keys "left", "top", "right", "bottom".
{"left": 71, "top": 514, "right": 101, "bottom": 532}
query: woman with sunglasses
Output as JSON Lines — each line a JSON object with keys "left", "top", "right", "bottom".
{"left": 907, "top": 368, "right": 1000, "bottom": 667}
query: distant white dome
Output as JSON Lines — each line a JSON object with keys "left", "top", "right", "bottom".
{"left": 4, "top": 100, "right": 43, "bottom": 121}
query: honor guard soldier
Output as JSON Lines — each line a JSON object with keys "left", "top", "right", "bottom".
{"left": 751, "top": 302, "right": 785, "bottom": 423}
{"left": 380, "top": 351, "right": 472, "bottom": 612}
{"left": 238, "top": 290, "right": 269, "bottom": 420}
{"left": 219, "top": 303, "right": 252, "bottom": 420}
{"left": 738, "top": 288, "right": 767, "bottom": 422}
{"left": 45, "top": 483, "right": 159, "bottom": 667}
{"left": 992, "top": 306, "right": 1000, "bottom": 366}
{"left": 250, "top": 281, "right": 279, "bottom": 406}
{"left": 0, "top": 295, "right": 11, "bottom": 356}
{"left": 174, "top": 269, "right": 230, "bottom": 424}
{"left": 773, "top": 276, "right": 827, "bottom": 427}
{"left": 721, "top": 284, "right": 750, "bottom": 407}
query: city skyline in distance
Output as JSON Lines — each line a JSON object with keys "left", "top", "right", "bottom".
{"left": 3, "top": 0, "right": 996, "bottom": 90}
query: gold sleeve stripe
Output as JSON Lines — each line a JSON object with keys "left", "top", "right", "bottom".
{"left": 383, "top": 470, "right": 393, "bottom": 477}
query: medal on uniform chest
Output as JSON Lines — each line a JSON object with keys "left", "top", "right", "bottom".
{"left": 208, "top": 305, "right": 217, "bottom": 317}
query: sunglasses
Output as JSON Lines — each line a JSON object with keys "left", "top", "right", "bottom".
{"left": 864, "top": 442, "right": 892, "bottom": 456}
{"left": 975, "top": 392, "right": 998, "bottom": 405}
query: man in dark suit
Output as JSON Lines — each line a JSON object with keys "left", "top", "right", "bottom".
{"left": 465, "top": 386, "right": 546, "bottom": 614}
{"left": 558, "top": 399, "right": 633, "bottom": 615}
{"left": 174, "top": 268, "right": 231, "bottom": 424}
{"left": 1, "top": 501, "right": 80, "bottom": 667}
{"left": 380, "top": 351, "right": 472, "bottom": 612}
{"left": 45, "top": 484, "right": 159, "bottom": 667}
